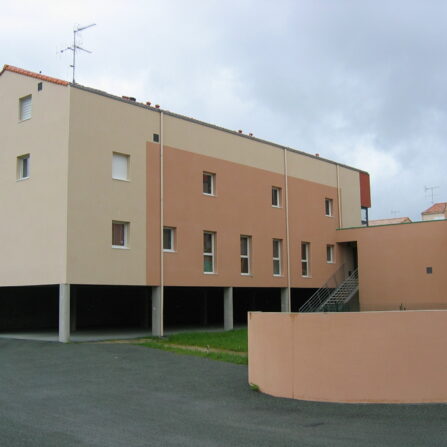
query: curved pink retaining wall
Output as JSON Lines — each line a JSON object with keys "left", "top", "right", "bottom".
{"left": 248, "top": 311, "right": 447, "bottom": 403}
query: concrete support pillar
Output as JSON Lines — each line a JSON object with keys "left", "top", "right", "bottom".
{"left": 59, "top": 284, "right": 70, "bottom": 343}
{"left": 281, "top": 287, "right": 291, "bottom": 313}
{"left": 151, "top": 286, "right": 163, "bottom": 337}
{"left": 224, "top": 287, "right": 233, "bottom": 331}
{"left": 70, "top": 286, "right": 77, "bottom": 333}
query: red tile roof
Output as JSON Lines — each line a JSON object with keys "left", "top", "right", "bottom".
{"left": 421, "top": 202, "right": 447, "bottom": 215}
{"left": 0, "top": 64, "right": 69, "bottom": 86}
{"left": 369, "top": 217, "right": 412, "bottom": 226}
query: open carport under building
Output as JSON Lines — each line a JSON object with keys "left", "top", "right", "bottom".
{"left": 0, "top": 284, "right": 318, "bottom": 341}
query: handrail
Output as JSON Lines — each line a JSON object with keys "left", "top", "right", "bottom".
{"left": 299, "top": 264, "right": 347, "bottom": 312}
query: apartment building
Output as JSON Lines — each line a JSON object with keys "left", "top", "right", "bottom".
{"left": 0, "top": 65, "right": 371, "bottom": 341}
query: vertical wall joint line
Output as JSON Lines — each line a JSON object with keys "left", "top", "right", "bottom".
{"left": 336, "top": 164, "right": 342, "bottom": 228}
{"left": 283, "top": 148, "right": 291, "bottom": 312}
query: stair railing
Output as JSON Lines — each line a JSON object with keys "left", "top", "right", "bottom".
{"left": 299, "top": 264, "right": 347, "bottom": 313}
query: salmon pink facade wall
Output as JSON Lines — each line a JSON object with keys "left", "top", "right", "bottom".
{"left": 337, "top": 220, "right": 447, "bottom": 310}
{"left": 249, "top": 311, "right": 447, "bottom": 403}
{"left": 147, "top": 143, "right": 343, "bottom": 287}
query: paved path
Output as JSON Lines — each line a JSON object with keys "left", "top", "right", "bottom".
{"left": 1, "top": 339, "right": 446, "bottom": 446}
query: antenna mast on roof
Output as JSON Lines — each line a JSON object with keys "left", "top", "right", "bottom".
{"left": 61, "top": 23, "right": 96, "bottom": 84}
{"left": 424, "top": 185, "right": 439, "bottom": 204}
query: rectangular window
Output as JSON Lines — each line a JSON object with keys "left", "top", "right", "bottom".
{"left": 325, "top": 198, "right": 333, "bottom": 216}
{"left": 19, "top": 95, "right": 32, "bottom": 121}
{"left": 326, "top": 244, "right": 335, "bottom": 263}
{"left": 301, "top": 242, "right": 310, "bottom": 277}
{"left": 240, "top": 235, "right": 251, "bottom": 275}
{"left": 272, "top": 187, "right": 281, "bottom": 207}
{"left": 17, "top": 154, "right": 30, "bottom": 180}
{"left": 112, "top": 153, "right": 129, "bottom": 180}
{"left": 203, "top": 231, "right": 215, "bottom": 273}
{"left": 163, "top": 227, "right": 175, "bottom": 251}
{"left": 112, "top": 221, "right": 129, "bottom": 248}
{"left": 203, "top": 172, "right": 215, "bottom": 196}
{"left": 273, "top": 239, "right": 282, "bottom": 276}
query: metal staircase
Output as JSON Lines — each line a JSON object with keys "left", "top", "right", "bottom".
{"left": 299, "top": 267, "right": 359, "bottom": 313}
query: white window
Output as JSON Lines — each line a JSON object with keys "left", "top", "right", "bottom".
{"left": 326, "top": 244, "right": 335, "bottom": 263}
{"left": 325, "top": 198, "right": 333, "bottom": 217}
{"left": 301, "top": 242, "right": 310, "bottom": 277}
{"left": 240, "top": 235, "right": 251, "bottom": 275}
{"left": 203, "top": 232, "right": 215, "bottom": 273}
{"left": 17, "top": 154, "right": 30, "bottom": 180}
{"left": 272, "top": 187, "right": 281, "bottom": 207}
{"left": 112, "top": 153, "right": 129, "bottom": 180}
{"left": 19, "top": 95, "right": 32, "bottom": 121}
{"left": 203, "top": 172, "right": 215, "bottom": 196}
{"left": 273, "top": 239, "right": 282, "bottom": 276}
{"left": 163, "top": 227, "right": 175, "bottom": 252}
{"left": 112, "top": 221, "right": 129, "bottom": 248}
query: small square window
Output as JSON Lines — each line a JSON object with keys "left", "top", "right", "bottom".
{"left": 37, "top": 82, "right": 43, "bottom": 91}
{"left": 163, "top": 227, "right": 176, "bottom": 252}
{"left": 17, "top": 154, "right": 30, "bottom": 180}
{"left": 203, "top": 172, "right": 216, "bottom": 196}
{"left": 153, "top": 133, "right": 160, "bottom": 143}
{"left": 326, "top": 244, "right": 335, "bottom": 263}
{"left": 426, "top": 267, "right": 433, "bottom": 274}
{"left": 112, "top": 153, "right": 129, "bottom": 180}
{"left": 272, "top": 187, "right": 281, "bottom": 207}
{"left": 19, "top": 95, "right": 32, "bottom": 121}
{"left": 112, "top": 221, "right": 129, "bottom": 248}
{"left": 325, "top": 198, "right": 333, "bottom": 217}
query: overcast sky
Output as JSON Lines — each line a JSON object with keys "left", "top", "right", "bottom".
{"left": 2, "top": 0, "right": 446, "bottom": 221}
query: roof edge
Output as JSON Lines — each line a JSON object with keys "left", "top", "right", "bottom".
{"left": 1, "top": 64, "right": 69, "bottom": 86}
{"left": 71, "top": 82, "right": 369, "bottom": 175}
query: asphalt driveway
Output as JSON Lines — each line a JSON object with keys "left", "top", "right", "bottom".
{"left": 0, "top": 339, "right": 446, "bottom": 446}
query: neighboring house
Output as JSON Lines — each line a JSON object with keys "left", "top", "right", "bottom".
{"left": 369, "top": 217, "right": 412, "bottom": 226}
{"left": 0, "top": 64, "right": 371, "bottom": 341}
{"left": 421, "top": 202, "right": 447, "bottom": 221}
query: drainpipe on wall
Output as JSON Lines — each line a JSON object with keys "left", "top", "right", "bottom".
{"left": 284, "top": 148, "right": 291, "bottom": 312}
{"left": 159, "top": 111, "right": 165, "bottom": 336}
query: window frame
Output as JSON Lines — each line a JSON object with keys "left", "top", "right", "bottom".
{"left": 203, "top": 231, "right": 216, "bottom": 274}
{"left": 203, "top": 172, "right": 216, "bottom": 196}
{"left": 112, "top": 221, "right": 129, "bottom": 249}
{"left": 17, "top": 154, "right": 30, "bottom": 180}
{"left": 240, "top": 235, "right": 252, "bottom": 276}
{"left": 163, "top": 227, "right": 176, "bottom": 252}
{"left": 19, "top": 95, "right": 32, "bottom": 121}
{"left": 112, "top": 152, "right": 130, "bottom": 181}
{"left": 273, "top": 239, "right": 282, "bottom": 276}
{"left": 326, "top": 244, "right": 335, "bottom": 263}
{"left": 301, "top": 242, "right": 311, "bottom": 277}
{"left": 272, "top": 187, "right": 282, "bottom": 208}
{"left": 325, "top": 198, "right": 333, "bottom": 217}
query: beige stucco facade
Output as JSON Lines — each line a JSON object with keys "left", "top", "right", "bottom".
{"left": 0, "top": 70, "right": 70, "bottom": 286}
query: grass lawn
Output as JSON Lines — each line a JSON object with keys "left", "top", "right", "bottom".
{"left": 138, "top": 328, "right": 248, "bottom": 365}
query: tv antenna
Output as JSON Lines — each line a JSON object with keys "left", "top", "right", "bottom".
{"left": 390, "top": 209, "right": 400, "bottom": 217}
{"left": 61, "top": 23, "right": 96, "bottom": 84}
{"left": 424, "top": 185, "right": 439, "bottom": 204}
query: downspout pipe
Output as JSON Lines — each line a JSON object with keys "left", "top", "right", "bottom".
{"left": 159, "top": 111, "right": 164, "bottom": 336}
